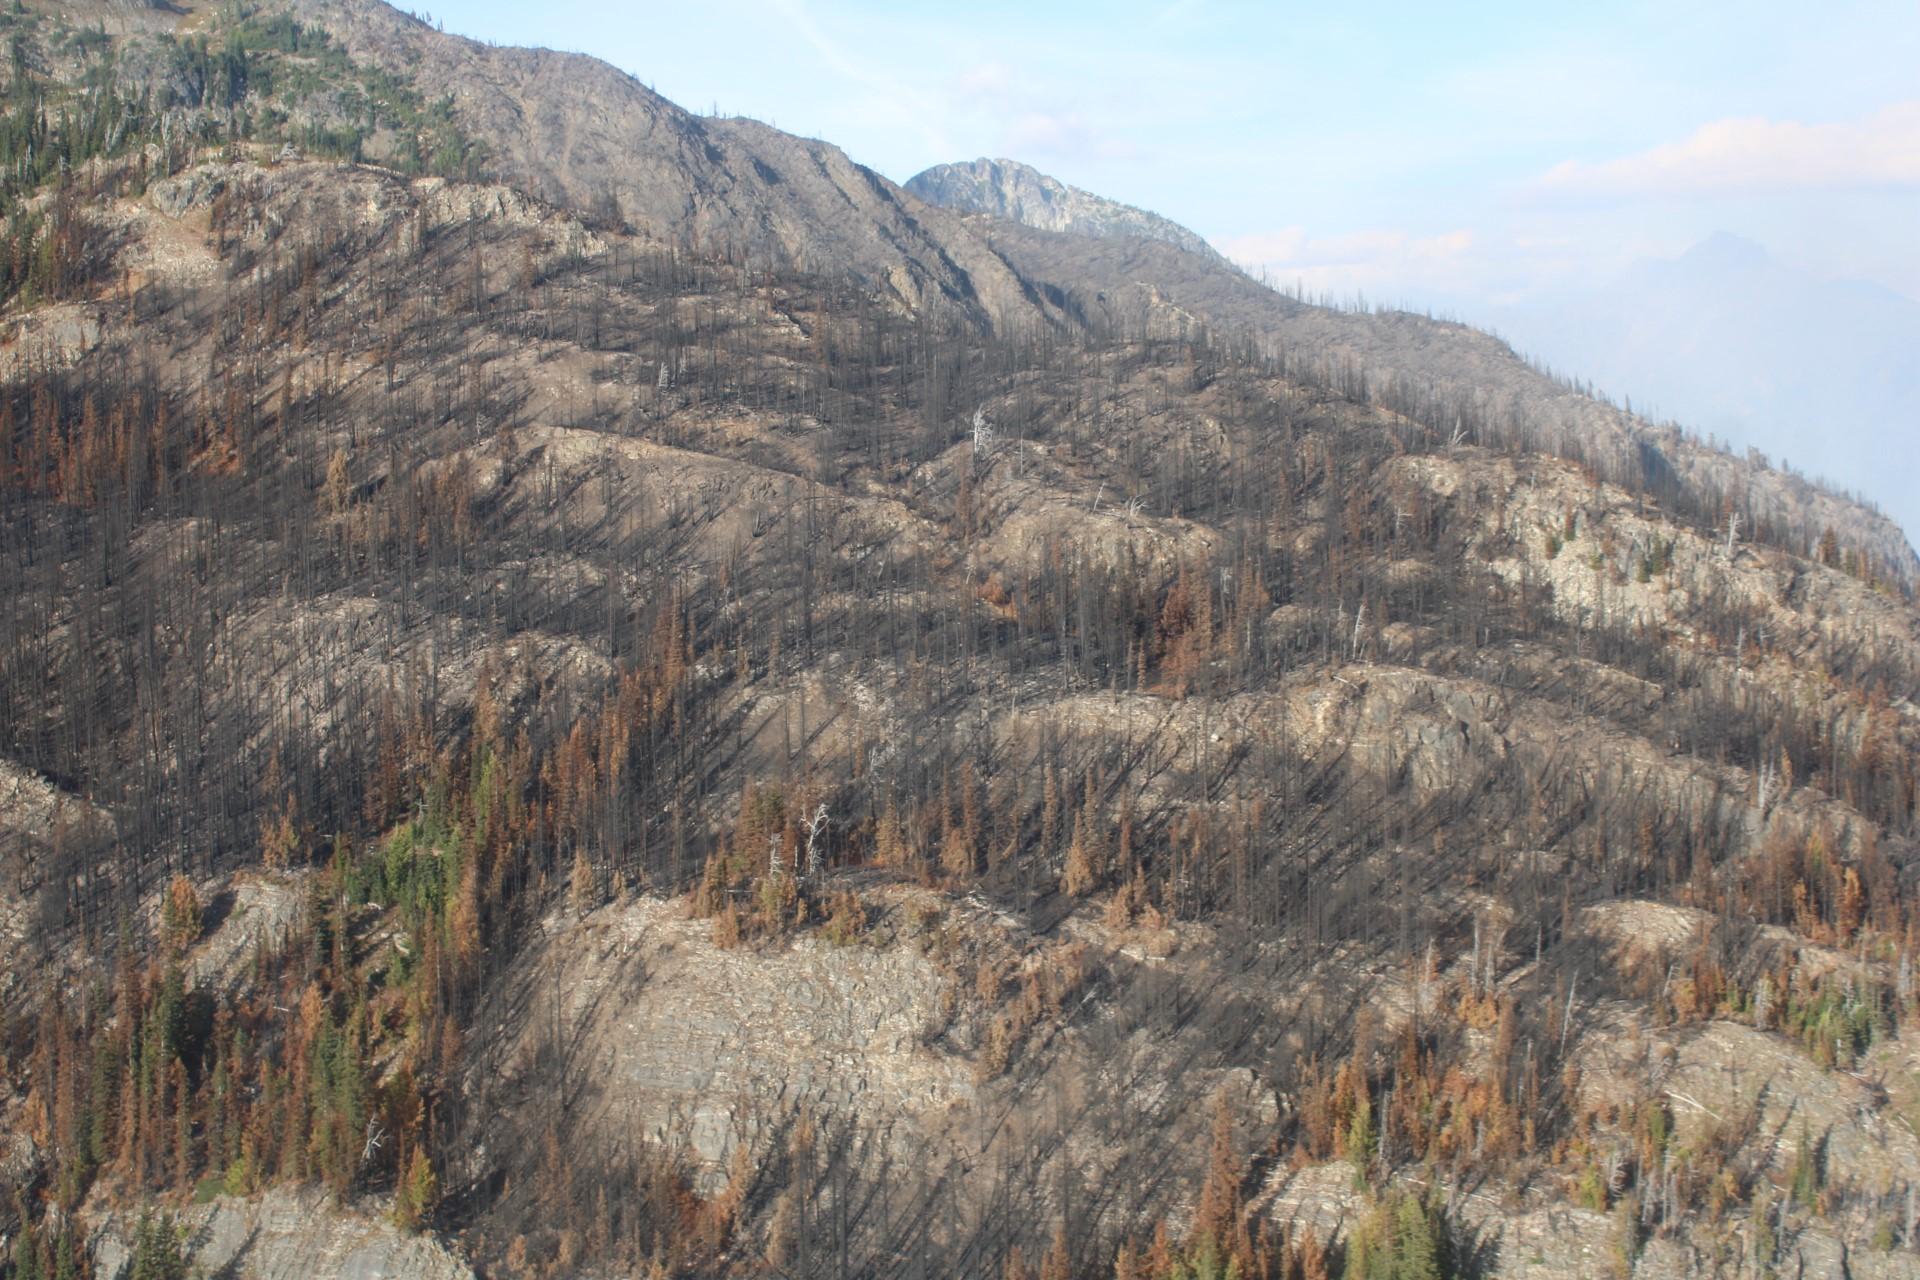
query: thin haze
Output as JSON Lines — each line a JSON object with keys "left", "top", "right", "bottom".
{"left": 432, "top": 0, "right": 1920, "bottom": 543}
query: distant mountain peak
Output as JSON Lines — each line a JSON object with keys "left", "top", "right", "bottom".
{"left": 1678, "top": 230, "right": 1773, "bottom": 272}
{"left": 905, "top": 157, "right": 1225, "bottom": 263}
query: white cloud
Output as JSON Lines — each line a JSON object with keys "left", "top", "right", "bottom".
{"left": 1537, "top": 100, "right": 1920, "bottom": 196}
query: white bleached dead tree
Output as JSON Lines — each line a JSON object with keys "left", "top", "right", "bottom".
{"left": 970, "top": 407, "right": 994, "bottom": 456}
{"left": 803, "top": 804, "right": 829, "bottom": 880}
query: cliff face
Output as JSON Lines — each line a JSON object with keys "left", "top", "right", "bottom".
{"left": 905, "top": 156, "right": 1228, "bottom": 263}
{"left": 86, "top": 1188, "right": 474, "bottom": 1280}
{"left": 0, "top": 1, "right": 1916, "bottom": 1277}
{"left": 288, "top": 0, "right": 1054, "bottom": 327}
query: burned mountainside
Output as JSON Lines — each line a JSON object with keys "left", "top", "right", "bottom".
{"left": 0, "top": 0, "right": 1917, "bottom": 1277}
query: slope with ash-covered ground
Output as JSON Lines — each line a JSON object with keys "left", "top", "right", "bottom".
{"left": 0, "top": 2, "right": 1917, "bottom": 1278}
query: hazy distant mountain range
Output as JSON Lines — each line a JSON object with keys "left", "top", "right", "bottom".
{"left": 1488, "top": 233, "right": 1920, "bottom": 546}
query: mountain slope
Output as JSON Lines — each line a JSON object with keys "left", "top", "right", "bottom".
{"left": 298, "top": 0, "right": 1914, "bottom": 588}
{"left": 293, "top": 0, "right": 1918, "bottom": 586}
{"left": 0, "top": 3, "right": 1917, "bottom": 1279}
{"left": 294, "top": 0, "right": 1055, "bottom": 326}
{"left": 956, "top": 219, "right": 1920, "bottom": 591}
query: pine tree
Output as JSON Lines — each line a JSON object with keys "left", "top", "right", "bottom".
{"left": 393, "top": 1145, "right": 439, "bottom": 1230}
{"left": 127, "top": 1212, "right": 188, "bottom": 1280}
{"left": 11, "top": 1216, "right": 43, "bottom": 1280}
{"left": 1341, "top": 1193, "right": 1445, "bottom": 1280}
{"left": 941, "top": 820, "right": 976, "bottom": 881}
{"left": 1193, "top": 1095, "right": 1240, "bottom": 1250}
{"left": 323, "top": 447, "right": 351, "bottom": 515}
{"left": 1344, "top": 1088, "right": 1376, "bottom": 1182}
{"left": 1295, "top": 1230, "right": 1330, "bottom": 1280}
{"left": 1042, "top": 763, "right": 1061, "bottom": 863}
{"left": 1390, "top": 1194, "right": 1442, "bottom": 1280}
{"left": 571, "top": 848, "right": 595, "bottom": 918}
{"left": 1063, "top": 809, "right": 1099, "bottom": 896}
{"left": 1145, "top": 1220, "right": 1175, "bottom": 1277}
{"left": 261, "top": 794, "right": 300, "bottom": 870}
{"left": 1789, "top": 1121, "right": 1820, "bottom": 1208}
{"left": 161, "top": 876, "right": 202, "bottom": 954}
{"left": 875, "top": 801, "right": 909, "bottom": 868}
{"left": 1041, "top": 1221, "right": 1072, "bottom": 1280}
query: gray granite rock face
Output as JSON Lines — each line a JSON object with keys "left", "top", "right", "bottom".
{"left": 471, "top": 897, "right": 979, "bottom": 1192}
{"left": 289, "top": 0, "right": 1057, "bottom": 329}
{"left": 905, "top": 157, "right": 1226, "bottom": 264}
{"left": 88, "top": 1187, "right": 474, "bottom": 1280}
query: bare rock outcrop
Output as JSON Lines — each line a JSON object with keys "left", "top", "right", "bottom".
{"left": 907, "top": 157, "right": 1228, "bottom": 263}
{"left": 88, "top": 1187, "right": 474, "bottom": 1280}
